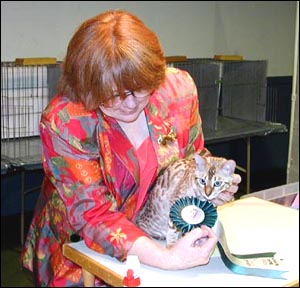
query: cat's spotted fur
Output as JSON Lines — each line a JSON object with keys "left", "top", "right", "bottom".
{"left": 136, "top": 153, "right": 236, "bottom": 246}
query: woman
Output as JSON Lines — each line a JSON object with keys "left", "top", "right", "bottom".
{"left": 21, "top": 10, "right": 241, "bottom": 286}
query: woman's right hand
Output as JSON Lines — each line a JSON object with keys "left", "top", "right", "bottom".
{"left": 165, "top": 225, "right": 218, "bottom": 269}
{"left": 128, "top": 225, "right": 218, "bottom": 270}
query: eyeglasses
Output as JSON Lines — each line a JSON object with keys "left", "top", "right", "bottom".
{"left": 102, "top": 90, "right": 151, "bottom": 108}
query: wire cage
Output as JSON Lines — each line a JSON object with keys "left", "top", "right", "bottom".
{"left": 218, "top": 59, "right": 267, "bottom": 123}
{"left": 169, "top": 59, "right": 221, "bottom": 131}
{"left": 1, "top": 61, "right": 61, "bottom": 140}
{"left": 168, "top": 58, "right": 268, "bottom": 131}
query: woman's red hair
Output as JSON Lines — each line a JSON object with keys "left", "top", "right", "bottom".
{"left": 58, "top": 10, "right": 166, "bottom": 110}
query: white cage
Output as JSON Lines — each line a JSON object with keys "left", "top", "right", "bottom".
{"left": 1, "top": 62, "right": 61, "bottom": 140}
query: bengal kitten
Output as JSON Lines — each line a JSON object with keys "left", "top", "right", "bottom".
{"left": 135, "top": 153, "right": 236, "bottom": 247}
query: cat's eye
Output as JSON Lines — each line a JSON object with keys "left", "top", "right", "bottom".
{"left": 198, "top": 178, "right": 206, "bottom": 185}
{"left": 214, "top": 181, "right": 222, "bottom": 187}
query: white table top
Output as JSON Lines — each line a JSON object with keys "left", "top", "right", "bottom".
{"left": 66, "top": 196, "right": 299, "bottom": 287}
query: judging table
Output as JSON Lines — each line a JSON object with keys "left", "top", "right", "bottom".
{"left": 1, "top": 116, "right": 287, "bottom": 245}
{"left": 63, "top": 192, "right": 299, "bottom": 287}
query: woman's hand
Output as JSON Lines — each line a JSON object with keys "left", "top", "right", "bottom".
{"left": 211, "top": 173, "right": 242, "bottom": 206}
{"left": 129, "top": 225, "right": 218, "bottom": 270}
{"left": 165, "top": 225, "right": 218, "bottom": 269}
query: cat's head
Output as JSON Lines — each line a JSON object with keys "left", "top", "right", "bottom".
{"left": 194, "top": 153, "right": 236, "bottom": 201}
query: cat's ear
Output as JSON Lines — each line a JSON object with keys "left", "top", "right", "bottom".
{"left": 221, "top": 160, "right": 236, "bottom": 176}
{"left": 194, "top": 153, "right": 207, "bottom": 170}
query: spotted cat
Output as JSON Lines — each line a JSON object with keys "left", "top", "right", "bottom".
{"left": 136, "top": 153, "right": 236, "bottom": 246}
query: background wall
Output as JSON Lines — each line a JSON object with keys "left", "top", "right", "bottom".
{"left": 1, "top": 1, "right": 297, "bottom": 76}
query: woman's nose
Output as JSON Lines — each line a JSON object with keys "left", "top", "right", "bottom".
{"left": 122, "top": 94, "right": 138, "bottom": 108}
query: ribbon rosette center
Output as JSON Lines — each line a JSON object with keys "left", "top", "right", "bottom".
{"left": 169, "top": 196, "right": 217, "bottom": 234}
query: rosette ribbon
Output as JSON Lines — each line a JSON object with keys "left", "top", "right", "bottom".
{"left": 170, "top": 197, "right": 287, "bottom": 279}
{"left": 169, "top": 197, "right": 217, "bottom": 233}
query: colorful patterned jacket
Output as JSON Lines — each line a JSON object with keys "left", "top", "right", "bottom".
{"left": 21, "top": 67, "right": 209, "bottom": 286}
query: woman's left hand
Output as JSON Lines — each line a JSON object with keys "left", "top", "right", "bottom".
{"left": 211, "top": 173, "right": 242, "bottom": 206}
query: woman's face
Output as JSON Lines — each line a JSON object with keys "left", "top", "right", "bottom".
{"left": 99, "top": 90, "right": 151, "bottom": 123}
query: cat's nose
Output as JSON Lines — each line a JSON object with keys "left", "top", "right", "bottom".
{"left": 205, "top": 186, "right": 213, "bottom": 196}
